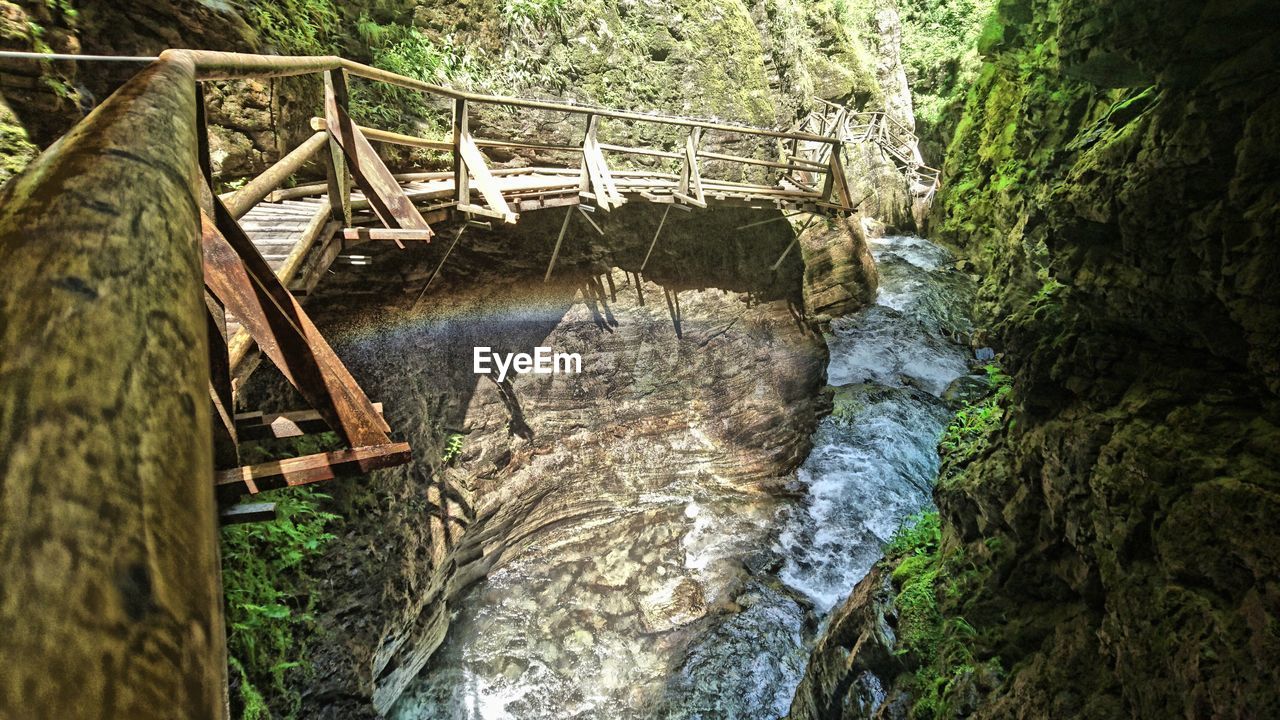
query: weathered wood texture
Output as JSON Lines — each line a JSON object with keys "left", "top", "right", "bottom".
{"left": 0, "top": 55, "right": 225, "bottom": 720}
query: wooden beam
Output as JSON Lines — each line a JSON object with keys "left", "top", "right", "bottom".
{"left": 235, "top": 403, "right": 385, "bottom": 441}
{"left": 226, "top": 130, "right": 330, "bottom": 219}
{"left": 640, "top": 204, "right": 672, "bottom": 272}
{"left": 580, "top": 115, "right": 623, "bottom": 210}
{"left": 219, "top": 503, "right": 278, "bottom": 525}
{"left": 0, "top": 50, "right": 225, "bottom": 719}
{"left": 678, "top": 126, "right": 705, "bottom": 205}
{"left": 576, "top": 206, "right": 604, "bottom": 236}
{"left": 202, "top": 200, "right": 392, "bottom": 447}
{"left": 216, "top": 443, "right": 413, "bottom": 499}
{"left": 544, "top": 206, "right": 573, "bottom": 282}
{"left": 342, "top": 227, "right": 434, "bottom": 242}
{"left": 322, "top": 70, "right": 353, "bottom": 226}
{"left": 325, "top": 85, "right": 432, "bottom": 234}
{"left": 457, "top": 129, "right": 518, "bottom": 222}
{"left": 452, "top": 98, "right": 469, "bottom": 211}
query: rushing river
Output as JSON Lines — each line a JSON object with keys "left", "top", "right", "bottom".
{"left": 390, "top": 235, "right": 975, "bottom": 719}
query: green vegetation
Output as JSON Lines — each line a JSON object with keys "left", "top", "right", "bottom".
{"left": 897, "top": 0, "right": 997, "bottom": 156}
{"left": 347, "top": 17, "right": 476, "bottom": 163}
{"left": 937, "top": 362, "right": 1011, "bottom": 471}
{"left": 878, "top": 361, "right": 1014, "bottom": 718}
{"left": 501, "top": 0, "right": 570, "bottom": 31}
{"left": 0, "top": 103, "right": 38, "bottom": 185}
{"left": 241, "top": 0, "right": 341, "bottom": 56}
{"left": 222, "top": 434, "right": 345, "bottom": 719}
{"left": 441, "top": 432, "right": 465, "bottom": 464}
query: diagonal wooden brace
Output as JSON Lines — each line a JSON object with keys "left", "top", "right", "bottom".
{"left": 201, "top": 198, "right": 392, "bottom": 448}
{"left": 325, "top": 71, "right": 432, "bottom": 241}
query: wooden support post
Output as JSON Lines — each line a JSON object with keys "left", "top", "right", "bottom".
{"left": 456, "top": 120, "right": 517, "bottom": 223}
{"left": 453, "top": 97, "right": 469, "bottom": 209}
{"left": 0, "top": 52, "right": 225, "bottom": 720}
{"left": 323, "top": 70, "right": 353, "bottom": 226}
{"left": 413, "top": 225, "right": 467, "bottom": 310}
{"left": 207, "top": 302, "right": 239, "bottom": 470}
{"left": 822, "top": 141, "right": 854, "bottom": 209}
{"left": 676, "top": 126, "right": 706, "bottom": 207}
{"left": 579, "top": 114, "right": 623, "bottom": 210}
{"left": 544, "top": 206, "right": 573, "bottom": 283}
{"left": 771, "top": 217, "right": 817, "bottom": 271}
{"left": 640, "top": 204, "right": 672, "bottom": 272}
{"left": 577, "top": 206, "right": 604, "bottom": 236}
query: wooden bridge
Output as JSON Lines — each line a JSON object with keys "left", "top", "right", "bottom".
{"left": 0, "top": 48, "right": 934, "bottom": 719}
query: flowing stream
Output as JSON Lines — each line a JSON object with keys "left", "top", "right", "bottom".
{"left": 390, "top": 235, "right": 975, "bottom": 719}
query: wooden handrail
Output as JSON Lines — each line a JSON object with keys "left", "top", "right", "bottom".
{"left": 164, "top": 49, "right": 841, "bottom": 146}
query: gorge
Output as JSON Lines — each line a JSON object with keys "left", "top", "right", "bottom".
{"left": 0, "top": 1, "right": 1277, "bottom": 720}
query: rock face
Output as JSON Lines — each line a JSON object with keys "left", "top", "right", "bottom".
{"left": 795, "top": 0, "right": 1280, "bottom": 718}
{"left": 788, "top": 566, "right": 903, "bottom": 720}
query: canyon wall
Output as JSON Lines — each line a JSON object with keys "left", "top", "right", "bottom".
{"left": 794, "top": 0, "right": 1280, "bottom": 717}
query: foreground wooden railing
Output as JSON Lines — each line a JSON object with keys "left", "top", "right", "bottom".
{"left": 0, "top": 53, "right": 227, "bottom": 720}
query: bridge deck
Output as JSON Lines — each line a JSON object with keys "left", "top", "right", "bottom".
{"left": 227, "top": 166, "right": 828, "bottom": 356}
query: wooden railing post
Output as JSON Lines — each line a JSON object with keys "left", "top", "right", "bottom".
{"left": 453, "top": 97, "right": 469, "bottom": 207}
{"left": 676, "top": 125, "right": 706, "bottom": 207}
{"left": 0, "top": 53, "right": 225, "bottom": 719}
{"left": 323, "top": 69, "right": 353, "bottom": 225}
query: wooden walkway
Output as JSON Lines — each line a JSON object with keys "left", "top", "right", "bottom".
{"left": 8, "top": 48, "right": 938, "bottom": 519}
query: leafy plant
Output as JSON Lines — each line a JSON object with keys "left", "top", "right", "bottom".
{"left": 501, "top": 0, "right": 569, "bottom": 31}
{"left": 937, "top": 361, "right": 1011, "bottom": 466}
{"left": 223, "top": 432, "right": 344, "bottom": 719}
{"left": 441, "top": 432, "right": 465, "bottom": 464}
{"left": 222, "top": 487, "right": 339, "bottom": 718}
{"left": 241, "top": 0, "right": 340, "bottom": 56}
{"left": 348, "top": 18, "right": 476, "bottom": 146}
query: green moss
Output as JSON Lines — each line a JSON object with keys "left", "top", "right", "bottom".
{"left": 0, "top": 111, "right": 38, "bottom": 185}
{"left": 898, "top": 0, "right": 998, "bottom": 155}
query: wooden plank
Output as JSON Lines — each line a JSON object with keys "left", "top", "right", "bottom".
{"left": 235, "top": 403, "right": 385, "bottom": 441}
{"left": 215, "top": 443, "right": 413, "bottom": 498}
{"left": 457, "top": 130, "right": 518, "bottom": 222}
{"left": 203, "top": 200, "right": 392, "bottom": 446}
{"left": 219, "top": 503, "right": 278, "bottom": 525}
{"left": 343, "top": 227, "right": 435, "bottom": 242}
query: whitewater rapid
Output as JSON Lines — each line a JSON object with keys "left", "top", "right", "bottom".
{"left": 390, "top": 235, "right": 975, "bottom": 719}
